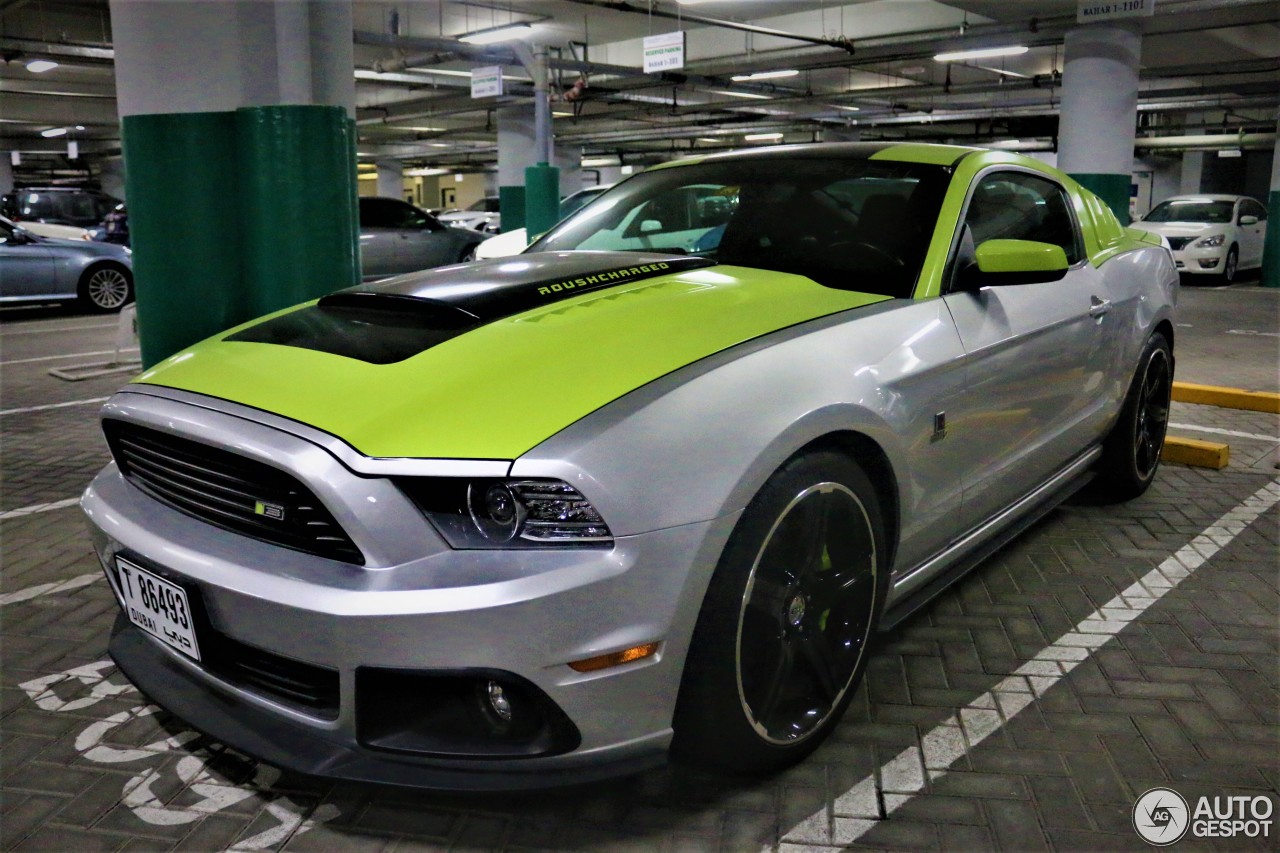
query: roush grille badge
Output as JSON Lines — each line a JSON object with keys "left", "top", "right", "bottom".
{"left": 254, "top": 501, "right": 286, "bottom": 520}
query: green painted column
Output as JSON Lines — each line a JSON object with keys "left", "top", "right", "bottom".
{"left": 122, "top": 107, "right": 358, "bottom": 366}
{"left": 1263, "top": 189, "right": 1280, "bottom": 288}
{"left": 525, "top": 164, "right": 561, "bottom": 239}
{"left": 1058, "top": 24, "right": 1141, "bottom": 225}
{"left": 1262, "top": 122, "right": 1280, "bottom": 288}
{"left": 110, "top": 0, "right": 357, "bottom": 367}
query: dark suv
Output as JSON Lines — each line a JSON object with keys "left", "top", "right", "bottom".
{"left": 2, "top": 187, "right": 120, "bottom": 228}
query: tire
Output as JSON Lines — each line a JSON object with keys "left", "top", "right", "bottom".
{"left": 1218, "top": 245, "right": 1238, "bottom": 285}
{"left": 672, "top": 451, "right": 887, "bottom": 774}
{"left": 79, "top": 263, "right": 133, "bottom": 313}
{"left": 1095, "top": 332, "right": 1172, "bottom": 502}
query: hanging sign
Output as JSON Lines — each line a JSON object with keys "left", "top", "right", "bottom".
{"left": 643, "top": 31, "right": 686, "bottom": 73}
{"left": 470, "top": 66, "right": 503, "bottom": 98}
{"left": 1077, "top": 0, "right": 1155, "bottom": 23}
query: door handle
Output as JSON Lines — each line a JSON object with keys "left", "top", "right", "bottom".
{"left": 1088, "top": 296, "right": 1111, "bottom": 318}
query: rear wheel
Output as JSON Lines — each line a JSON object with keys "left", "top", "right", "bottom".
{"left": 79, "top": 263, "right": 133, "bottom": 312}
{"left": 673, "top": 451, "right": 886, "bottom": 773}
{"left": 1095, "top": 332, "right": 1172, "bottom": 501}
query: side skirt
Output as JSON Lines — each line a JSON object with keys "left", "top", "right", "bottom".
{"left": 879, "top": 448, "right": 1100, "bottom": 632}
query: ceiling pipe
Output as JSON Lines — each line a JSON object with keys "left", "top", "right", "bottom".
{"left": 1134, "top": 132, "right": 1276, "bottom": 149}
{"left": 557, "top": 0, "right": 855, "bottom": 53}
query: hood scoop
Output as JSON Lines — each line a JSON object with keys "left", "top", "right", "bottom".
{"left": 228, "top": 252, "right": 712, "bottom": 365}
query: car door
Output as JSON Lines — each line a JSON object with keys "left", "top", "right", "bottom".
{"left": 393, "top": 203, "right": 465, "bottom": 272}
{"left": 941, "top": 168, "right": 1117, "bottom": 528}
{"left": 357, "top": 198, "right": 404, "bottom": 281}
{"left": 0, "top": 221, "right": 60, "bottom": 299}
{"left": 1237, "top": 199, "right": 1267, "bottom": 268}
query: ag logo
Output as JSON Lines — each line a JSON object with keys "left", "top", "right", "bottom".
{"left": 254, "top": 500, "right": 285, "bottom": 520}
{"left": 1134, "top": 787, "right": 1190, "bottom": 845}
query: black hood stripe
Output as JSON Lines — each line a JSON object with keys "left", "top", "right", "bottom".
{"left": 227, "top": 252, "right": 713, "bottom": 365}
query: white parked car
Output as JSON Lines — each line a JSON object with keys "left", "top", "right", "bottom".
{"left": 438, "top": 196, "right": 501, "bottom": 234}
{"left": 474, "top": 185, "right": 614, "bottom": 260}
{"left": 1130, "top": 194, "right": 1267, "bottom": 284}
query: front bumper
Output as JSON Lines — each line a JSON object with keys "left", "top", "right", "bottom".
{"left": 82, "top": 393, "right": 736, "bottom": 789}
{"left": 1170, "top": 246, "right": 1226, "bottom": 275}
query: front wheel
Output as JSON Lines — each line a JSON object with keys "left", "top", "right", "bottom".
{"left": 1218, "top": 245, "right": 1239, "bottom": 285}
{"left": 673, "top": 451, "right": 886, "bottom": 774}
{"left": 1095, "top": 332, "right": 1172, "bottom": 501}
{"left": 79, "top": 264, "right": 133, "bottom": 312}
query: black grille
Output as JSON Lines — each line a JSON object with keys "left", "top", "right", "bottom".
{"left": 104, "top": 420, "right": 364, "bottom": 564}
{"left": 114, "top": 554, "right": 341, "bottom": 718}
{"left": 207, "top": 630, "right": 341, "bottom": 719}
{"left": 1167, "top": 236, "right": 1194, "bottom": 251}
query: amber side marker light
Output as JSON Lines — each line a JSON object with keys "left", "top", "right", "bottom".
{"left": 568, "top": 643, "right": 661, "bottom": 673}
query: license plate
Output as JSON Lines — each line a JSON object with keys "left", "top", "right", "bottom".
{"left": 114, "top": 557, "right": 201, "bottom": 662}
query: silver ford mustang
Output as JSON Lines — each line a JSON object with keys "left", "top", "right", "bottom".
{"left": 83, "top": 143, "right": 1177, "bottom": 789}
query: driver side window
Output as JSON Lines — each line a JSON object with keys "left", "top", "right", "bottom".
{"left": 964, "top": 171, "right": 1082, "bottom": 264}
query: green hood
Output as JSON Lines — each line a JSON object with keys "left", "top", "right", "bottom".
{"left": 135, "top": 253, "right": 888, "bottom": 459}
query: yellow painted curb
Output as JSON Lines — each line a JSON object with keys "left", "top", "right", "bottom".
{"left": 1162, "top": 437, "right": 1230, "bottom": 469}
{"left": 1171, "top": 382, "right": 1280, "bottom": 414}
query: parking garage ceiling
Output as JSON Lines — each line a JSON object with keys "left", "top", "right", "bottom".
{"left": 1, "top": 0, "right": 1278, "bottom": 182}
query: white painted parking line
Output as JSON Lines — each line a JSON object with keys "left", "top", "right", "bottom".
{"left": 0, "top": 497, "right": 82, "bottom": 520}
{"left": 0, "top": 396, "right": 108, "bottom": 416}
{"left": 780, "top": 478, "right": 1280, "bottom": 848}
{"left": 0, "top": 348, "right": 138, "bottom": 367}
{"left": 0, "top": 572, "right": 102, "bottom": 607}
{"left": 1226, "top": 329, "right": 1280, "bottom": 338}
{"left": 0, "top": 322, "right": 117, "bottom": 336}
{"left": 1170, "top": 422, "right": 1279, "bottom": 443}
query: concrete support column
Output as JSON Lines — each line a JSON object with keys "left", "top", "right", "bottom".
{"left": 497, "top": 105, "right": 538, "bottom": 232}
{"left": 110, "top": 0, "right": 359, "bottom": 367}
{"left": 97, "top": 157, "right": 127, "bottom": 201}
{"left": 1261, "top": 114, "right": 1280, "bottom": 288}
{"left": 0, "top": 154, "right": 13, "bottom": 195}
{"left": 1179, "top": 151, "right": 1205, "bottom": 194}
{"left": 1058, "top": 23, "right": 1141, "bottom": 224}
{"left": 376, "top": 159, "right": 403, "bottom": 199}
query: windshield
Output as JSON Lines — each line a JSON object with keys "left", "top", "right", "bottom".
{"left": 1144, "top": 199, "right": 1234, "bottom": 223}
{"left": 528, "top": 157, "right": 950, "bottom": 297}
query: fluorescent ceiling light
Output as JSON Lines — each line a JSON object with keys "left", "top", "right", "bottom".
{"left": 458, "top": 22, "right": 532, "bottom": 45}
{"left": 26, "top": 59, "right": 58, "bottom": 73}
{"left": 731, "top": 69, "right": 800, "bottom": 82}
{"left": 835, "top": 105, "right": 862, "bottom": 112}
{"left": 933, "top": 45, "right": 1028, "bottom": 62}
{"left": 582, "top": 156, "right": 621, "bottom": 167}
{"left": 695, "top": 137, "right": 720, "bottom": 143}
{"left": 393, "top": 126, "right": 445, "bottom": 132}
{"left": 40, "top": 127, "right": 68, "bottom": 138}
{"left": 711, "top": 89, "right": 772, "bottom": 100}
{"left": 744, "top": 132, "right": 783, "bottom": 141}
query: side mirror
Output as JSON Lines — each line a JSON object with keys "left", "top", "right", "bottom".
{"left": 959, "top": 239, "right": 1070, "bottom": 289}
{"left": 1239, "top": 214, "right": 1259, "bottom": 226}
{"left": 639, "top": 219, "right": 664, "bottom": 234}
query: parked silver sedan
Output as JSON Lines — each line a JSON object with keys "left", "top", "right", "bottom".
{"left": 358, "top": 197, "right": 486, "bottom": 281}
{"left": 0, "top": 215, "right": 134, "bottom": 312}
{"left": 84, "top": 143, "right": 1177, "bottom": 789}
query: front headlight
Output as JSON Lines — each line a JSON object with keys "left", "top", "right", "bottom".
{"left": 1195, "top": 233, "right": 1225, "bottom": 248}
{"left": 399, "top": 478, "right": 613, "bottom": 548}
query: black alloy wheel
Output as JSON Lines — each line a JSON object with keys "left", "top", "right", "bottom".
{"left": 1096, "top": 332, "right": 1172, "bottom": 501}
{"left": 673, "top": 451, "right": 886, "bottom": 773}
{"left": 736, "top": 481, "right": 879, "bottom": 744}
